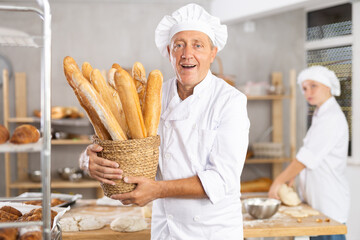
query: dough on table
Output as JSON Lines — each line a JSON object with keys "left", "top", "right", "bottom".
{"left": 278, "top": 184, "right": 301, "bottom": 206}
{"left": 284, "top": 209, "right": 309, "bottom": 218}
{"left": 110, "top": 216, "right": 147, "bottom": 232}
{"left": 283, "top": 208, "right": 320, "bottom": 218}
{"left": 60, "top": 216, "right": 106, "bottom": 232}
{"left": 141, "top": 205, "right": 152, "bottom": 218}
{"left": 301, "top": 208, "right": 320, "bottom": 216}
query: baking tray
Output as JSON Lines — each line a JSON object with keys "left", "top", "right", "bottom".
{"left": 0, "top": 201, "right": 69, "bottom": 232}
{"left": 17, "top": 192, "right": 82, "bottom": 207}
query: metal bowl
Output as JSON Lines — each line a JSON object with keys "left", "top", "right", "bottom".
{"left": 243, "top": 198, "right": 281, "bottom": 219}
{"left": 58, "top": 167, "right": 83, "bottom": 182}
{"left": 29, "top": 170, "right": 42, "bottom": 182}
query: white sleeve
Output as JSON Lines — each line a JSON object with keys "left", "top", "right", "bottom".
{"left": 297, "top": 117, "right": 343, "bottom": 170}
{"left": 197, "top": 93, "right": 250, "bottom": 204}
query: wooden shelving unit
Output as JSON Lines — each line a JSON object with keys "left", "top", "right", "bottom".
{"left": 9, "top": 179, "right": 100, "bottom": 189}
{"left": 245, "top": 70, "right": 297, "bottom": 178}
{"left": 2, "top": 73, "right": 98, "bottom": 197}
{"left": 245, "top": 157, "right": 292, "bottom": 164}
{"left": 51, "top": 139, "right": 92, "bottom": 145}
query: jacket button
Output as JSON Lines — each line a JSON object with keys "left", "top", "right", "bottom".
{"left": 193, "top": 215, "right": 200, "bottom": 222}
{"left": 167, "top": 214, "right": 173, "bottom": 220}
{"left": 164, "top": 153, "right": 171, "bottom": 160}
{"left": 165, "top": 121, "right": 171, "bottom": 128}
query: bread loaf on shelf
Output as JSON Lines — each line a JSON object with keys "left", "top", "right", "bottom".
{"left": 19, "top": 231, "right": 42, "bottom": 240}
{"left": 0, "top": 124, "right": 10, "bottom": 144}
{"left": 241, "top": 177, "right": 272, "bottom": 193}
{"left": 143, "top": 70, "right": 163, "bottom": 137}
{"left": 114, "top": 68, "right": 147, "bottom": 139}
{"left": 0, "top": 206, "right": 22, "bottom": 217}
{"left": 0, "top": 228, "right": 18, "bottom": 240}
{"left": 10, "top": 125, "right": 40, "bottom": 144}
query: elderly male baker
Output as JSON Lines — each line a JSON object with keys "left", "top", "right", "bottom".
{"left": 80, "top": 4, "right": 250, "bottom": 239}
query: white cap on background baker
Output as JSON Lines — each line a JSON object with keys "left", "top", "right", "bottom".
{"left": 297, "top": 65, "right": 341, "bottom": 96}
{"left": 155, "top": 3, "right": 228, "bottom": 58}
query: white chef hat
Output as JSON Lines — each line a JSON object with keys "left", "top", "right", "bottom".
{"left": 297, "top": 65, "right": 341, "bottom": 96}
{"left": 155, "top": 3, "right": 228, "bottom": 58}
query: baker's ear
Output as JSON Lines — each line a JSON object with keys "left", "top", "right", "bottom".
{"left": 167, "top": 45, "right": 171, "bottom": 60}
{"left": 210, "top": 47, "right": 218, "bottom": 63}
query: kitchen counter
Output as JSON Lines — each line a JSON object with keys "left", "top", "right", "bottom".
{"left": 62, "top": 199, "right": 346, "bottom": 240}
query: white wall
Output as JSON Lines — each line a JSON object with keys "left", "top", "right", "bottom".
{"left": 0, "top": 0, "right": 208, "bottom": 198}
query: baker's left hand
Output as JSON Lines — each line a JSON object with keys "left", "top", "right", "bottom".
{"left": 110, "top": 176, "right": 162, "bottom": 207}
{"left": 268, "top": 181, "right": 282, "bottom": 199}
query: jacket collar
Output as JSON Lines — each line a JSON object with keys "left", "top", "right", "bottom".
{"left": 314, "top": 96, "right": 336, "bottom": 117}
{"left": 161, "top": 70, "right": 213, "bottom": 121}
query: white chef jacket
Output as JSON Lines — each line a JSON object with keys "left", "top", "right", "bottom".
{"left": 297, "top": 96, "right": 350, "bottom": 223}
{"left": 151, "top": 71, "right": 250, "bottom": 240}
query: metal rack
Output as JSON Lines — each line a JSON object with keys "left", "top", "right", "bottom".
{"left": 0, "top": 1, "right": 53, "bottom": 239}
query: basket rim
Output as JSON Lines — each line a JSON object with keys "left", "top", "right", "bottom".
{"left": 92, "top": 135, "right": 160, "bottom": 144}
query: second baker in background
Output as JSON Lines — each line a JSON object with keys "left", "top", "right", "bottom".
{"left": 80, "top": 3, "right": 250, "bottom": 239}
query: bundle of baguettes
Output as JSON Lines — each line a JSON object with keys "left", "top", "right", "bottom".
{"left": 63, "top": 56, "right": 163, "bottom": 141}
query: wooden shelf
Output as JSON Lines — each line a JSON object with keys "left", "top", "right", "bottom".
{"left": 51, "top": 139, "right": 92, "bottom": 145}
{"left": 0, "top": 139, "right": 43, "bottom": 153}
{"left": 7, "top": 117, "right": 35, "bottom": 123}
{"left": 9, "top": 179, "right": 101, "bottom": 189}
{"left": 246, "top": 95, "right": 291, "bottom": 100}
{"left": 245, "top": 157, "right": 292, "bottom": 164}
{"left": 8, "top": 117, "right": 90, "bottom": 126}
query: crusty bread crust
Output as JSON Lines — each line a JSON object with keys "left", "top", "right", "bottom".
{"left": 114, "top": 69, "right": 146, "bottom": 139}
{"left": 143, "top": 70, "right": 163, "bottom": 137}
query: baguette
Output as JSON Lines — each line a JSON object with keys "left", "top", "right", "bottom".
{"left": 112, "top": 63, "right": 122, "bottom": 70}
{"left": 109, "top": 86, "right": 129, "bottom": 136}
{"left": 132, "top": 62, "right": 147, "bottom": 108}
{"left": 82, "top": 62, "right": 93, "bottom": 82}
{"left": 90, "top": 69, "right": 125, "bottom": 129}
{"left": 63, "top": 56, "right": 81, "bottom": 89}
{"left": 143, "top": 69, "right": 163, "bottom": 137}
{"left": 107, "top": 68, "right": 117, "bottom": 89}
{"left": 72, "top": 71, "right": 127, "bottom": 141}
{"left": 106, "top": 68, "right": 129, "bottom": 137}
{"left": 77, "top": 89, "right": 112, "bottom": 140}
{"left": 114, "top": 68, "right": 146, "bottom": 139}
{"left": 63, "top": 56, "right": 111, "bottom": 140}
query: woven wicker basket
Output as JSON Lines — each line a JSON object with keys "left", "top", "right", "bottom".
{"left": 92, "top": 135, "right": 160, "bottom": 196}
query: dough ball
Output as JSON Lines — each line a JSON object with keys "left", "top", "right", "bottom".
{"left": 59, "top": 217, "right": 79, "bottom": 232}
{"left": 110, "top": 216, "right": 147, "bottom": 232}
{"left": 75, "top": 216, "right": 106, "bottom": 231}
{"left": 278, "top": 184, "right": 301, "bottom": 206}
{"left": 60, "top": 216, "right": 105, "bottom": 232}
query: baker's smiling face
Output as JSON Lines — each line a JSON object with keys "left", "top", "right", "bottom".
{"left": 167, "top": 30, "right": 217, "bottom": 90}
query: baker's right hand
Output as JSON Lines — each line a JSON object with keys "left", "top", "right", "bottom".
{"left": 79, "top": 144, "right": 123, "bottom": 185}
